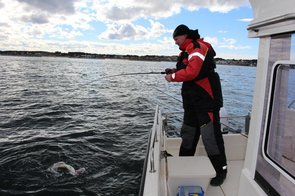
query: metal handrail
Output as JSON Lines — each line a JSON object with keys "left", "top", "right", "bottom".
{"left": 149, "top": 106, "right": 159, "bottom": 173}
{"left": 139, "top": 106, "right": 159, "bottom": 195}
{"left": 139, "top": 126, "right": 153, "bottom": 196}
{"left": 148, "top": 126, "right": 157, "bottom": 173}
{"left": 220, "top": 115, "right": 249, "bottom": 118}
{"left": 148, "top": 105, "right": 165, "bottom": 173}
{"left": 164, "top": 111, "right": 251, "bottom": 135}
{"left": 165, "top": 111, "right": 249, "bottom": 119}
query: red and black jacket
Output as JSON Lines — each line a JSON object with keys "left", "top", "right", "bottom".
{"left": 171, "top": 38, "right": 223, "bottom": 111}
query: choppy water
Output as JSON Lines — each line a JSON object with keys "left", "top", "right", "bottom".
{"left": 0, "top": 56, "right": 256, "bottom": 195}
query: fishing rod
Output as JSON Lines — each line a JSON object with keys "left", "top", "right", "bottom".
{"left": 100, "top": 71, "right": 165, "bottom": 79}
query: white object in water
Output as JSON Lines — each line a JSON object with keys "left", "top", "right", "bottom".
{"left": 48, "top": 161, "right": 85, "bottom": 176}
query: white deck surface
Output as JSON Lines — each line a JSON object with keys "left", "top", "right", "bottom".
{"left": 206, "top": 160, "right": 244, "bottom": 196}
{"left": 165, "top": 135, "right": 246, "bottom": 196}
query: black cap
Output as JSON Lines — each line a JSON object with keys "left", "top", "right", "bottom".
{"left": 173, "top": 24, "right": 190, "bottom": 38}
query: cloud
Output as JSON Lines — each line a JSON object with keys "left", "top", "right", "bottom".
{"left": 219, "top": 37, "right": 251, "bottom": 50}
{"left": 218, "top": 30, "right": 228, "bottom": 34}
{"left": 0, "top": 22, "right": 9, "bottom": 27}
{"left": 99, "top": 23, "right": 144, "bottom": 40}
{"left": 0, "top": 0, "right": 92, "bottom": 41}
{"left": 16, "top": 0, "right": 78, "bottom": 15}
{"left": 180, "top": 0, "right": 249, "bottom": 13}
{"left": 1, "top": 0, "right": 248, "bottom": 38}
{"left": 93, "top": 0, "right": 249, "bottom": 42}
{"left": 239, "top": 18, "right": 252, "bottom": 22}
{"left": 204, "top": 36, "right": 219, "bottom": 46}
{"left": 47, "top": 27, "right": 83, "bottom": 40}
{"left": 21, "top": 14, "right": 49, "bottom": 24}
{"left": 217, "top": 51, "right": 257, "bottom": 59}
{"left": 93, "top": 0, "right": 248, "bottom": 23}
{"left": 0, "top": 0, "right": 254, "bottom": 58}
{"left": 149, "top": 20, "right": 167, "bottom": 37}
{"left": 203, "top": 36, "right": 251, "bottom": 50}
{"left": 98, "top": 20, "right": 168, "bottom": 40}
{"left": 0, "top": 35, "right": 177, "bottom": 56}
{"left": 93, "top": 0, "right": 181, "bottom": 23}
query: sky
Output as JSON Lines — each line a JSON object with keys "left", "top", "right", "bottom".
{"left": 0, "top": 0, "right": 258, "bottom": 59}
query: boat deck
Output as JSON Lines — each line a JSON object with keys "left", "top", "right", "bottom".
{"left": 165, "top": 135, "right": 246, "bottom": 196}
{"left": 206, "top": 160, "right": 244, "bottom": 196}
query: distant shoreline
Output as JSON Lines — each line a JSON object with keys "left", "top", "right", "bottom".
{"left": 0, "top": 50, "right": 257, "bottom": 66}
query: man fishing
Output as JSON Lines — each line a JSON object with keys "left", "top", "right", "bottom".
{"left": 164, "top": 24, "right": 227, "bottom": 186}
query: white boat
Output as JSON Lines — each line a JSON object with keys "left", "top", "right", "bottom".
{"left": 139, "top": 0, "right": 295, "bottom": 195}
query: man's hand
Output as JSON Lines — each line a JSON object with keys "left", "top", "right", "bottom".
{"left": 165, "top": 74, "right": 173, "bottom": 82}
{"left": 165, "top": 68, "right": 177, "bottom": 74}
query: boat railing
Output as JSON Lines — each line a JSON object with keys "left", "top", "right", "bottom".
{"left": 149, "top": 111, "right": 158, "bottom": 173}
{"left": 139, "top": 105, "right": 163, "bottom": 195}
{"left": 220, "top": 113, "right": 251, "bottom": 135}
{"left": 163, "top": 111, "right": 251, "bottom": 136}
{"left": 149, "top": 105, "right": 161, "bottom": 173}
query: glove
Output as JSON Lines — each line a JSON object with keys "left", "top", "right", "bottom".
{"left": 165, "top": 68, "right": 176, "bottom": 74}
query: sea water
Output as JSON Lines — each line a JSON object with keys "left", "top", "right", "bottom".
{"left": 0, "top": 56, "right": 255, "bottom": 195}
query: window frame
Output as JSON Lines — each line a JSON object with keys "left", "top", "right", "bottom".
{"left": 262, "top": 60, "right": 295, "bottom": 184}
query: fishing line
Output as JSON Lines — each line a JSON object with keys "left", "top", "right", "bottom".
{"left": 141, "top": 80, "right": 182, "bottom": 103}
{"left": 84, "top": 71, "right": 182, "bottom": 103}
{"left": 86, "top": 71, "right": 165, "bottom": 85}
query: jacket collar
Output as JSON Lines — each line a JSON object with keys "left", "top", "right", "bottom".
{"left": 179, "top": 38, "right": 193, "bottom": 51}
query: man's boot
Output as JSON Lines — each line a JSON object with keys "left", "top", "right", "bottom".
{"left": 210, "top": 167, "right": 227, "bottom": 186}
{"left": 208, "top": 154, "right": 227, "bottom": 186}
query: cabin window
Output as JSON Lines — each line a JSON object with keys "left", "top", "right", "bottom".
{"left": 263, "top": 61, "right": 295, "bottom": 182}
{"left": 254, "top": 32, "right": 295, "bottom": 196}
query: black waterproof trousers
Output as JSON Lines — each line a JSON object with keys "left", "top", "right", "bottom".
{"left": 179, "top": 86, "right": 227, "bottom": 175}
